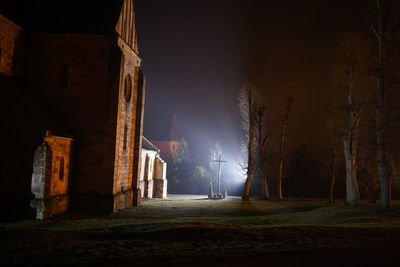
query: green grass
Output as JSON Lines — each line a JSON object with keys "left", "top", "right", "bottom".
{"left": 1, "top": 198, "right": 400, "bottom": 266}
{"left": 3, "top": 198, "right": 400, "bottom": 231}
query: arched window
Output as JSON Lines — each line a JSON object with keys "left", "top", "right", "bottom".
{"left": 123, "top": 124, "right": 128, "bottom": 150}
{"left": 59, "top": 157, "right": 65, "bottom": 180}
{"left": 124, "top": 74, "right": 132, "bottom": 102}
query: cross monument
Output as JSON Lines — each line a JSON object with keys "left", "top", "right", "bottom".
{"left": 213, "top": 154, "right": 226, "bottom": 196}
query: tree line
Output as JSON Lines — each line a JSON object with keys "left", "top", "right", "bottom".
{"left": 239, "top": 0, "right": 400, "bottom": 211}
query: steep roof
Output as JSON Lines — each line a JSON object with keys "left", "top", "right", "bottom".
{"left": 142, "top": 136, "right": 159, "bottom": 152}
{"left": 159, "top": 113, "right": 183, "bottom": 142}
{"left": 0, "top": 0, "right": 124, "bottom": 34}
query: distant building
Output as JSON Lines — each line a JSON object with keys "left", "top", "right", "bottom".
{"left": 152, "top": 113, "right": 186, "bottom": 164}
{"left": 0, "top": 0, "right": 146, "bottom": 220}
{"left": 139, "top": 137, "right": 168, "bottom": 199}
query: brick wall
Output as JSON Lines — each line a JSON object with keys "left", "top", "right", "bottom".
{"left": 113, "top": 36, "right": 143, "bottom": 210}
{"left": 0, "top": 14, "right": 23, "bottom": 76}
{"left": 30, "top": 134, "right": 73, "bottom": 219}
{"left": 26, "top": 34, "right": 120, "bottom": 212}
{"left": 25, "top": 33, "right": 144, "bottom": 213}
{"left": 1, "top": 1, "right": 145, "bottom": 216}
{"left": 44, "top": 135, "right": 72, "bottom": 197}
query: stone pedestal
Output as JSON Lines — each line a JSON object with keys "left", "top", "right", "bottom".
{"left": 153, "top": 179, "right": 167, "bottom": 198}
{"left": 144, "top": 179, "right": 153, "bottom": 198}
{"left": 31, "top": 194, "right": 69, "bottom": 219}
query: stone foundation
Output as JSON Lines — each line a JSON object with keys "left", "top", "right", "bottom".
{"left": 30, "top": 194, "right": 69, "bottom": 219}
{"left": 153, "top": 179, "right": 167, "bottom": 198}
{"left": 113, "top": 189, "right": 134, "bottom": 212}
{"left": 144, "top": 179, "right": 153, "bottom": 199}
{"left": 71, "top": 189, "right": 140, "bottom": 213}
{"left": 139, "top": 180, "right": 145, "bottom": 198}
{"left": 70, "top": 194, "right": 114, "bottom": 213}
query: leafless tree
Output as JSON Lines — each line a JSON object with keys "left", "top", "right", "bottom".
{"left": 238, "top": 83, "right": 262, "bottom": 200}
{"left": 254, "top": 106, "right": 270, "bottom": 199}
{"left": 277, "top": 93, "right": 293, "bottom": 200}
{"left": 332, "top": 32, "right": 372, "bottom": 205}
{"left": 324, "top": 120, "right": 339, "bottom": 204}
{"left": 371, "top": 0, "right": 400, "bottom": 211}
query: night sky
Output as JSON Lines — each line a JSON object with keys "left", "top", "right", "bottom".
{"left": 135, "top": 0, "right": 371, "bottom": 169}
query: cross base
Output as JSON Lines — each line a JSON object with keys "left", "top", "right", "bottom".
{"left": 208, "top": 189, "right": 228, "bottom": 200}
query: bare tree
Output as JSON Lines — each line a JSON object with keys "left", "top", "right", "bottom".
{"left": 277, "top": 94, "right": 293, "bottom": 200}
{"left": 238, "top": 83, "right": 262, "bottom": 200}
{"left": 254, "top": 106, "right": 270, "bottom": 199}
{"left": 323, "top": 120, "right": 340, "bottom": 204}
{"left": 332, "top": 32, "right": 372, "bottom": 205}
{"left": 371, "top": 0, "right": 400, "bottom": 211}
{"left": 329, "top": 155, "right": 337, "bottom": 203}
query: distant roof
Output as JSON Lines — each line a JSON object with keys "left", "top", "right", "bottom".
{"left": 142, "top": 136, "right": 159, "bottom": 152}
{"left": 151, "top": 141, "right": 173, "bottom": 163}
{"left": 159, "top": 113, "right": 183, "bottom": 142}
{"left": 0, "top": 0, "right": 124, "bottom": 34}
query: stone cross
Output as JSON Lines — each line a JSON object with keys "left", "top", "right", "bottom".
{"left": 213, "top": 154, "right": 226, "bottom": 195}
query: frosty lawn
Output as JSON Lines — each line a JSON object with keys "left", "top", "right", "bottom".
{"left": 1, "top": 198, "right": 400, "bottom": 266}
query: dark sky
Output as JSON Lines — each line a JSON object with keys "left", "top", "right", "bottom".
{"left": 135, "top": 0, "right": 371, "bottom": 168}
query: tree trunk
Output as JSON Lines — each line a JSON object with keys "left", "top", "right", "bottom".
{"left": 329, "top": 156, "right": 336, "bottom": 204}
{"left": 372, "top": 0, "right": 392, "bottom": 211}
{"left": 260, "top": 133, "right": 270, "bottom": 199}
{"left": 342, "top": 54, "right": 360, "bottom": 206}
{"left": 352, "top": 114, "right": 361, "bottom": 203}
{"left": 343, "top": 137, "right": 354, "bottom": 204}
{"left": 242, "top": 92, "right": 254, "bottom": 200}
{"left": 242, "top": 123, "right": 254, "bottom": 200}
{"left": 343, "top": 117, "right": 361, "bottom": 206}
{"left": 278, "top": 118, "right": 287, "bottom": 200}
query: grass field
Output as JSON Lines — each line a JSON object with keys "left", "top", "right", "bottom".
{"left": 1, "top": 197, "right": 400, "bottom": 266}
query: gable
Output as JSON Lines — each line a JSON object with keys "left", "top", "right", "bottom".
{"left": 115, "top": 0, "right": 138, "bottom": 53}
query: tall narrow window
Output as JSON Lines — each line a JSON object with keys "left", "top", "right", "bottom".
{"left": 60, "top": 65, "right": 69, "bottom": 89}
{"left": 59, "top": 157, "right": 65, "bottom": 180}
{"left": 123, "top": 124, "right": 128, "bottom": 150}
{"left": 124, "top": 74, "right": 132, "bottom": 102}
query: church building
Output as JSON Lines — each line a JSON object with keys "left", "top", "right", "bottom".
{"left": 0, "top": 0, "right": 146, "bottom": 219}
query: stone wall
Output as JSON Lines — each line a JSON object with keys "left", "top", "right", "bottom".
{"left": 153, "top": 156, "right": 167, "bottom": 198}
{"left": 113, "top": 36, "right": 143, "bottom": 210}
{"left": 139, "top": 151, "right": 155, "bottom": 198}
{"left": 25, "top": 33, "right": 145, "bottom": 213}
{"left": 0, "top": 0, "right": 145, "bottom": 216}
{"left": 115, "top": 0, "right": 138, "bottom": 53}
{"left": 26, "top": 34, "right": 120, "bottom": 212}
{"left": 30, "top": 134, "right": 73, "bottom": 219}
{"left": 44, "top": 135, "right": 72, "bottom": 198}
{"left": 139, "top": 150, "right": 167, "bottom": 199}
{"left": 0, "top": 14, "right": 23, "bottom": 76}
